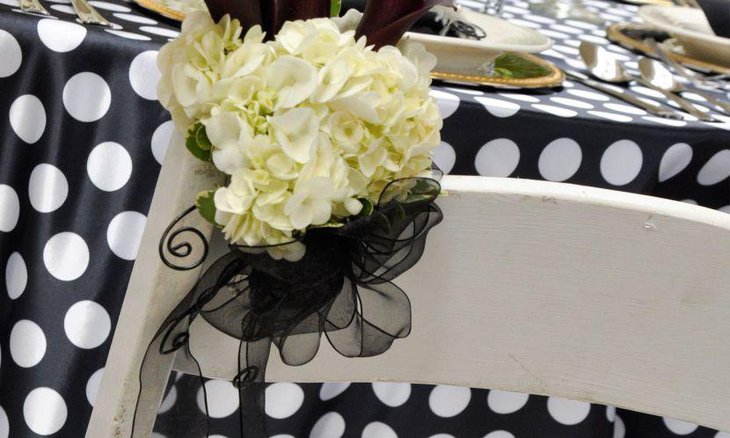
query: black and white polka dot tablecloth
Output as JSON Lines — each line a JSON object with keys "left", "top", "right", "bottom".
{"left": 0, "top": 0, "right": 729, "bottom": 436}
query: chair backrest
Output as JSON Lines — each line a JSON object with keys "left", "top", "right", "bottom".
{"left": 179, "top": 174, "right": 730, "bottom": 433}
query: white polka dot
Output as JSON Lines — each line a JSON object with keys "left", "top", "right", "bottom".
{"left": 523, "top": 13, "right": 556, "bottom": 23}
{"left": 319, "top": 382, "right": 350, "bottom": 401}
{"left": 632, "top": 86, "right": 665, "bottom": 99}
{"left": 129, "top": 50, "right": 159, "bottom": 100}
{"left": 63, "top": 72, "right": 111, "bottom": 122}
{"left": 87, "top": 142, "right": 133, "bottom": 191}
{"left": 23, "top": 388, "right": 67, "bottom": 435}
{"left": 659, "top": 143, "right": 693, "bottom": 182}
{"left": 579, "top": 34, "right": 609, "bottom": 45}
{"left": 552, "top": 45, "right": 580, "bottom": 56}
{"left": 9, "top": 94, "right": 46, "bottom": 144}
{"left": 475, "top": 139, "right": 520, "bottom": 177}
{"left": 49, "top": 4, "right": 76, "bottom": 13}
{"left": 361, "top": 422, "right": 396, "bottom": 438}
{"left": 642, "top": 116, "right": 687, "bottom": 127}
{"left": 0, "top": 185, "right": 20, "bottom": 233}
{"left": 720, "top": 205, "right": 730, "bottom": 213}
{"left": 64, "top": 301, "right": 111, "bottom": 349}
{"left": 551, "top": 23, "right": 582, "bottom": 34}
{"left": 43, "top": 232, "right": 90, "bottom": 281}
{"left": 10, "top": 320, "right": 46, "bottom": 368}
{"left": 601, "top": 140, "right": 643, "bottom": 186}
{"left": 151, "top": 120, "right": 174, "bottom": 164}
{"left": 428, "top": 385, "right": 470, "bottom": 417}
{"left": 105, "top": 29, "right": 151, "bottom": 40}
{"left": 113, "top": 12, "right": 157, "bottom": 23}
{"left": 662, "top": 417, "right": 698, "bottom": 435}
{"left": 88, "top": 0, "right": 129, "bottom": 10}
{"left": 547, "top": 397, "right": 590, "bottom": 425}
{"left": 0, "top": 30, "right": 22, "bottom": 78}
{"left": 309, "top": 412, "right": 346, "bottom": 438}
{"left": 549, "top": 97, "right": 593, "bottom": 109}
{"left": 158, "top": 387, "right": 177, "bottom": 414}
{"left": 428, "top": 435, "right": 455, "bottom": 438}
{"left": 497, "top": 93, "right": 540, "bottom": 103}
{"left": 431, "top": 90, "right": 460, "bottom": 119}
{"left": 372, "top": 382, "right": 411, "bottom": 407}
{"left": 271, "top": 435, "right": 295, "bottom": 438}
{"left": 614, "top": 415, "right": 626, "bottom": 438}
{"left": 151, "top": 434, "right": 168, "bottom": 438}
{"left": 532, "top": 104, "right": 578, "bottom": 118}
{"left": 587, "top": 111, "right": 633, "bottom": 122}
{"left": 0, "top": 405, "right": 7, "bottom": 438}
{"left": 715, "top": 432, "right": 730, "bottom": 438}
{"left": 37, "top": 19, "right": 86, "bottom": 52}
{"left": 566, "top": 19, "right": 598, "bottom": 29}
{"left": 265, "top": 383, "right": 304, "bottom": 419}
{"left": 107, "top": 211, "right": 146, "bottom": 260}
{"left": 6, "top": 252, "right": 27, "bottom": 300}
{"left": 606, "top": 405, "right": 616, "bottom": 422}
{"left": 433, "top": 141, "right": 456, "bottom": 174}
{"left": 484, "top": 432, "right": 515, "bottom": 438}
{"left": 28, "top": 163, "right": 68, "bottom": 213}
{"left": 445, "top": 86, "right": 483, "bottom": 96}
{"left": 487, "top": 390, "right": 529, "bottom": 414}
{"left": 197, "top": 380, "right": 238, "bottom": 418}
{"left": 697, "top": 150, "right": 730, "bottom": 186}
{"left": 475, "top": 97, "right": 521, "bottom": 118}
{"left": 681, "top": 199, "right": 697, "bottom": 205}
{"left": 567, "top": 88, "right": 610, "bottom": 102}
{"left": 538, "top": 138, "right": 582, "bottom": 181}
{"left": 540, "top": 30, "right": 570, "bottom": 40}
{"left": 139, "top": 26, "right": 180, "bottom": 38}
{"left": 86, "top": 368, "right": 104, "bottom": 407}
{"left": 602, "top": 103, "right": 646, "bottom": 115}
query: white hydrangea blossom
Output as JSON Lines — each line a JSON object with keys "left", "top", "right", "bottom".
{"left": 158, "top": 10, "right": 442, "bottom": 261}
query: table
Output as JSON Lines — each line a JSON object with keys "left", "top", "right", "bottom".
{"left": 0, "top": 0, "right": 728, "bottom": 436}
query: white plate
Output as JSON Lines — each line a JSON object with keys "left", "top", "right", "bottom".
{"left": 405, "top": 8, "right": 553, "bottom": 75}
{"left": 639, "top": 5, "right": 730, "bottom": 67}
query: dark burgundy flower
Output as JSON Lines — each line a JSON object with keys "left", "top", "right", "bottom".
{"left": 356, "top": 0, "right": 455, "bottom": 48}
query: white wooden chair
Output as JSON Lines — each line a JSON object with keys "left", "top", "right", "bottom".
{"left": 86, "top": 131, "right": 730, "bottom": 438}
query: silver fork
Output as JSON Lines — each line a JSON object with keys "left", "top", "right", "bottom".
{"left": 70, "top": 0, "right": 111, "bottom": 26}
{"left": 19, "top": 0, "right": 50, "bottom": 16}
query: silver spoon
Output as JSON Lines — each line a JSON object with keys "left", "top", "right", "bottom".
{"left": 638, "top": 57, "right": 730, "bottom": 115}
{"left": 579, "top": 41, "right": 715, "bottom": 122}
{"left": 643, "top": 38, "right": 729, "bottom": 90}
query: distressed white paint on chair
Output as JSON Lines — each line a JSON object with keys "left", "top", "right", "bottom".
{"left": 87, "top": 134, "right": 730, "bottom": 437}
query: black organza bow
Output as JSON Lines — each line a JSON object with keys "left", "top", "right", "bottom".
{"left": 132, "top": 176, "right": 443, "bottom": 438}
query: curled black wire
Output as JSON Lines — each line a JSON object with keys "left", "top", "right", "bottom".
{"left": 159, "top": 205, "right": 210, "bottom": 271}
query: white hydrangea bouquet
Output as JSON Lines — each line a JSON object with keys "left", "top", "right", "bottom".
{"left": 157, "top": 0, "right": 452, "bottom": 261}
{"left": 139, "top": 3, "right": 451, "bottom": 437}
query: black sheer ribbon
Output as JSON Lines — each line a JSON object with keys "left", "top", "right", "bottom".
{"left": 132, "top": 176, "right": 443, "bottom": 438}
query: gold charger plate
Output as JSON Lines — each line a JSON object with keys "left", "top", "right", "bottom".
{"left": 432, "top": 52, "right": 564, "bottom": 89}
{"left": 135, "top": 0, "right": 193, "bottom": 21}
{"left": 607, "top": 23, "right": 730, "bottom": 75}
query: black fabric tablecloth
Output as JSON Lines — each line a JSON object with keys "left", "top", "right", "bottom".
{"left": 0, "top": 0, "right": 729, "bottom": 437}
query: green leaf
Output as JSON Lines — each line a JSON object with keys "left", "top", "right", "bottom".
{"left": 330, "top": 0, "right": 342, "bottom": 16}
{"left": 358, "top": 198, "right": 374, "bottom": 217}
{"left": 493, "top": 53, "right": 551, "bottom": 79}
{"left": 185, "top": 123, "right": 212, "bottom": 162}
{"left": 196, "top": 190, "right": 218, "bottom": 225}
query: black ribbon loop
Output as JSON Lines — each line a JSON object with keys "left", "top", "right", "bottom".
{"left": 133, "top": 176, "right": 443, "bottom": 438}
